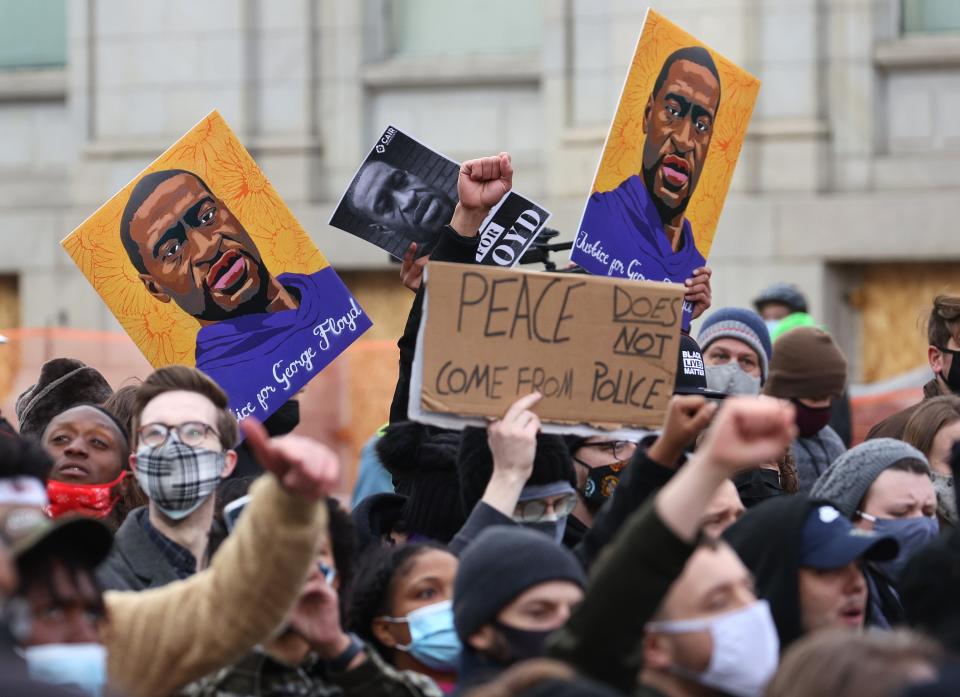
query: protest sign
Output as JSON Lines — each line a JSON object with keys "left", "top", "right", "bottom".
{"left": 330, "top": 125, "right": 550, "bottom": 264}
{"left": 410, "top": 262, "right": 684, "bottom": 437}
{"left": 570, "top": 9, "right": 760, "bottom": 328}
{"left": 62, "top": 110, "right": 371, "bottom": 426}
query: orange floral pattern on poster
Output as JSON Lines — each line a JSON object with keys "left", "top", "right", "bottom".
{"left": 61, "top": 110, "right": 329, "bottom": 369}
{"left": 591, "top": 10, "right": 760, "bottom": 258}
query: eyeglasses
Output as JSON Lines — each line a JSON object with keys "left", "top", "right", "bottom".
{"left": 514, "top": 493, "right": 579, "bottom": 522}
{"left": 138, "top": 421, "right": 220, "bottom": 448}
{"left": 581, "top": 440, "right": 636, "bottom": 462}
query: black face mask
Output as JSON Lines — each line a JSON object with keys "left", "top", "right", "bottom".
{"left": 574, "top": 457, "right": 626, "bottom": 509}
{"left": 733, "top": 469, "right": 783, "bottom": 508}
{"left": 939, "top": 346, "right": 960, "bottom": 394}
{"left": 492, "top": 620, "right": 554, "bottom": 664}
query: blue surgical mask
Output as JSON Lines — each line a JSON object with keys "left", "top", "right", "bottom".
{"left": 23, "top": 642, "right": 108, "bottom": 697}
{"left": 382, "top": 599, "right": 461, "bottom": 672}
{"left": 861, "top": 513, "right": 939, "bottom": 582}
{"left": 764, "top": 319, "right": 780, "bottom": 338}
{"left": 518, "top": 513, "right": 568, "bottom": 544}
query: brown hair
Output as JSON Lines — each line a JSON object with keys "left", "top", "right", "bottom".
{"left": 778, "top": 449, "right": 799, "bottom": 494}
{"left": 928, "top": 295, "right": 960, "bottom": 348}
{"left": 903, "top": 395, "right": 960, "bottom": 459}
{"left": 131, "top": 366, "right": 238, "bottom": 449}
{"left": 766, "top": 629, "right": 942, "bottom": 697}
{"left": 102, "top": 382, "right": 142, "bottom": 445}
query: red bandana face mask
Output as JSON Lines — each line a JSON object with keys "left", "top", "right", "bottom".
{"left": 46, "top": 470, "right": 127, "bottom": 519}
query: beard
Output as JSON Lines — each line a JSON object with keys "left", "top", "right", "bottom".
{"left": 195, "top": 253, "right": 273, "bottom": 322}
{"left": 642, "top": 157, "right": 693, "bottom": 228}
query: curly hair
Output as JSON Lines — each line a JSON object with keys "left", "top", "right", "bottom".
{"left": 346, "top": 542, "right": 447, "bottom": 659}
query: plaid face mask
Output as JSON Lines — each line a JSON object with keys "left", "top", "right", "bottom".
{"left": 135, "top": 433, "right": 225, "bottom": 520}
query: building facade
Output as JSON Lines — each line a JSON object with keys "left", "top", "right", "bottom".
{"left": 1, "top": 0, "right": 959, "bottom": 391}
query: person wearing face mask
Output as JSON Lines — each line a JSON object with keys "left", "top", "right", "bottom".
{"left": 811, "top": 439, "right": 938, "bottom": 628}
{"left": 453, "top": 526, "right": 586, "bottom": 694}
{"left": 0, "top": 383, "right": 342, "bottom": 697}
{"left": 697, "top": 307, "right": 772, "bottom": 397}
{"left": 179, "top": 491, "right": 442, "bottom": 697}
{"left": 753, "top": 282, "right": 809, "bottom": 337}
{"left": 451, "top": 394, "right": 579, "bottom": 553}
{"left": 39, "top": 404, "right": 137, "bottom": 527}
{"left": 548, "top": 397, "right": 798, "bottom": 696}
{"left": 762, "top": 327, "right": 847, "bottom": 493}
{"left": 903, "top": 395, "right": 960, "bottom": 529}
{"left": 725, "top": 496, "right": 898, "bottom": 651}
{"left": 869, "top": 294, "right": 960, "bottom": 440}
{"left": 98, "top": 366, "right": 240, "bottom": 592}
{"left": 0, "top": 507, "right": 114, "bottom": 697}
{"left": 349, "top": 542, "right": 459, "bottom": 694}
{"left": 563, "top": 436, "right": 637, "bottom": 533}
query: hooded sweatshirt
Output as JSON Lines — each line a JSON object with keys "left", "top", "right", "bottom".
{"left": 723, "top": 495, "right": 827, "bottom": 649}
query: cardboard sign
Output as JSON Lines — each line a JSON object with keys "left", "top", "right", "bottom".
{"left": 62, "top": 110, "right": 372, "bottom": 425}
{"left": 329, "top": 125, "right": 550, "bottom": 264}
{"left": 570, "top": 9, "right": 760, "bottom": 328}
{"left": 410, "top": 262, "right": 684, "bottom": 436}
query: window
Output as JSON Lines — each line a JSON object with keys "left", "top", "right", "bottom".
{"left": 389, "top": 0, "right": 541, "bottom": 56}
{"left": 0, "top": 0, "right": 66, "bottom": 70}
{"left": 903, "top": 0, "right": 960, "bottom": 34}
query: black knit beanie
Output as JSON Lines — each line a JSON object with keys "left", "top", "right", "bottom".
{"left": 458, "top": 427, "right": 577, "bottom": 517}
{"left": 376, "top": 422, "right": 465, "bottom": 543}
{"left": 453, "top": 526, "right": 585, "bottom": 641}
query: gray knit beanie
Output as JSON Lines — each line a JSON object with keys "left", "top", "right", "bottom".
{"left": 811, "top": 439, "right": 930, "bottom": 518}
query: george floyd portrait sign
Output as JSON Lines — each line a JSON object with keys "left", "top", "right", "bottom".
{"left": 62, "top": 110, "right": 372, "bottom": 426}
{"left": 409, "top": 262, "right": 684, "bottom": 437}
{"left": 570, "top": 9, "right": 760, "bottom": 329}
{"left": 330, "top": 125, "right": 550, "bottom": 263}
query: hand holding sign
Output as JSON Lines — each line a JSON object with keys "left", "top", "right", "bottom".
{"left": 242, "top": 418, "right": 340, "bottom": 501}
{"left": 452, "top": 152, "right": 514, "bottom": 236}
{"left": 400, "top": 242, "right": 429, "bottom": 292}
{"left": 684, "top": 266, "right": 713, "bottom": 320}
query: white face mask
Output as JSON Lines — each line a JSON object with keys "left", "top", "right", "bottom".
{"left": 705, "top": 362, "right": 762, "bottom": 396}
{"left": 646, "top": 599, "right": 779, "bottom": 697}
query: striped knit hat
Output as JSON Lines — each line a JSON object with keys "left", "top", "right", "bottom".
{"left": 697, "top": 308, "right": 773, "bottom": 382}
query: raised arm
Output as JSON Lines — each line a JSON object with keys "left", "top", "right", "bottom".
{"left": 102, "top": 420, "right": 339, "bottom": 697}
{"left": 389, "top": 152, "right": 514, "bottom": 422}
{"left": 550, "top": 397, "right": 796, "bottom": 691}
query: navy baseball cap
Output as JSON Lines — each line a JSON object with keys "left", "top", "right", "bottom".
{"left": 799, "top": 504, "right": 899, "bottom": 570}
{"left": 673, "top": 334, "right": 727, "bottom": 400}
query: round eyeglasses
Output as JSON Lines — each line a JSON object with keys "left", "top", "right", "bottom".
{"left": 138, "top": 421, "right": 220, "bottom": 448}
{"left": 514, "top": 493, "right": 579, "bottom": 522}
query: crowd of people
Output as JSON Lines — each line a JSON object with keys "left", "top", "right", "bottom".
{"left": 1, "top": 152, "right": 959, "bottom": 697}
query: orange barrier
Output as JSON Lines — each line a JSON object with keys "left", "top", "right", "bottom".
{"left": 0, "top": 328, "right": 399, "bottom": 495}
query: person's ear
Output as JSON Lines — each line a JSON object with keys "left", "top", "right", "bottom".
{"left": 930, "top": 345, "right": 945, "bottom": 375}
{"left": 468, "top": 625, "right": 497, "bottom": 653}
{"left": 221, "top": 449, "right": 238, "bottom": 479}
{"left": 128, "top": 452, "right": 138, "bottom": 472}
{"left": 372, "top": 618, "right": 400, "bottom": 649}
{"left": 643, "top": 95, "right": 654, "bottom": 135}
{"left": 642, "top": 631, "right": 674, "bottom": 671}
{"left": 139, "top": 274, "right": 171, "bottom": 303}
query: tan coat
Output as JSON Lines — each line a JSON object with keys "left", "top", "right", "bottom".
{"left": 101, "top": 475, "right": 327, "bottom": 697}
